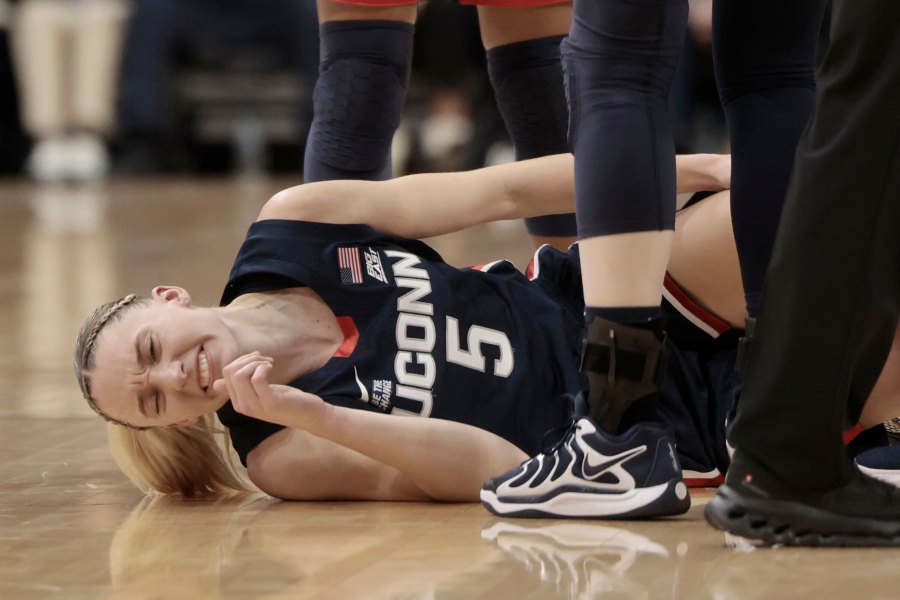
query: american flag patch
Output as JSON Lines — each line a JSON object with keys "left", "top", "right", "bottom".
{"left": 338, "top": 246, "right": 363, "bottom": 284}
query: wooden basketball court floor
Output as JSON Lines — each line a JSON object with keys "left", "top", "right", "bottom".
{"left": 2, "top": 177, "right": 899, "bottom": 599}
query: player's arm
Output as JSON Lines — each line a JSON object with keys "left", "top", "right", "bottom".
{"left": 674, "top": 153, "right": 731, "bottom": 195}
{"left": 216, "top": 354, "right": 528, "bottom": 502}
{"left": 259, "top": 154, "right": 573, "bottom": 239}
{"left": 246, "top": 413, "right": 527, "bottom": 502}
{"left": 258, "top": 153, "right": 731, "bottom": 239}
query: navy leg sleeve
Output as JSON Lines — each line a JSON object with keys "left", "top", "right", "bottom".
{"left": 563, "top": 0, "right": 687, "bottom": 239}
{"left": 487, "top": 36, "right": 576, "bottom": 237}
{"left": 303, "top": 20, "right": 413, "bottom": 182}
{"left": 713, "top": 0, "right": 827, "bottom": 317}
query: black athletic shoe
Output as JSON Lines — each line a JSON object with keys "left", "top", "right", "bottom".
{"left": 480, "top": 417, "right": 690, "bottom": 518}
{"left": 705, "top": 451, "right": 900, "bottom": 546}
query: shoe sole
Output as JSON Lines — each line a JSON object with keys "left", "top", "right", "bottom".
{"left": 704, "top": 485, "right": 900, "bottom": 547}
{"left": 856, "top": 464, "right": 900, "bottom": 488}
{"left": 480, "top": 478, "right": 689, "bottom": 519}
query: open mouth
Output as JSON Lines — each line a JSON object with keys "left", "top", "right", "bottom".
{"left": 199, "top": 348, "right": 211, "bottom": 391}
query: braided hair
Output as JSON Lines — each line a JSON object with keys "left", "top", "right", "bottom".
{"left": 73, "top": 293, "right": 150, "bottom": 429}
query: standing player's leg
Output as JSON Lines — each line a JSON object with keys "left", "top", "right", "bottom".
{"left": 481, "top": 0, "right": 691, "bottom": 519}
{"left": 559, "top": 0, "right": 684, "bottom": 440}
{"left": 706, "top": 0, "right": 900, "bottom": 546}
{"left": 564, "top": 0, "right": 687, "bottom": 437}
{"left": 713, "top": 0, "right": 827, "bottom": 325}
{"left": 476, "top": 1, "right": 576, "bottom": 250}
{"left": 303, "top": 0, "right": 417, "bottom": 182}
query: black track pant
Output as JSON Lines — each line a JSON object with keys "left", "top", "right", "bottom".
{"left": 730, "top": 0, "right": 900, "bottom": 490}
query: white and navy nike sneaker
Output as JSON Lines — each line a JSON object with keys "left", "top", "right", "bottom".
{"left": 480, "top": 417, "right": 690, "bottom": 518}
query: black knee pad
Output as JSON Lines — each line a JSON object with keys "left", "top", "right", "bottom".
{"left": 713, "top": 0, "right": 824, "bottom": 105}
{"left": 561, "top": 0, "right": 687, "bottom": 236}
{"left": 564, "top": 43, "right": 678, "bottom": 236}
{"left": 308, "top": 20, "right": 413, "bottom": 177}
{"left": 487, "top": 36, "right": 576, "bottom": 237}
{"left": 562, "top": 0, "right": 687, "bottom": 151}
{"left": 487, "top": 35, "right": 569, "bottom": 160}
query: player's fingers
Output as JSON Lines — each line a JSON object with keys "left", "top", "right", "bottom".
{"left": 228, "top": 360, "right": 268, "bottom": 402}
{"left": 221, "top": 354, "right": 265, "bottom": 400}
{"left": 223, "top": 359, "right": 263, "bottom": 411}
{"left": 250, "top": 362, "right": 273, "bottom": 397}
{"left": 222, "top": 352, "right": 273, "bottom": 379}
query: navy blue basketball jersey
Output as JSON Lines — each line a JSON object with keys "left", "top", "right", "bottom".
{"left": 216, "top": 218, "right": 741, "bottom": 482}
{"left": 217, "top": 219, "right": 586, "bottom": 465}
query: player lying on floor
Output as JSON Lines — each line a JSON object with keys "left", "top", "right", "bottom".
{"left": 73, "top": 153, "right": 900, "bottom": 508}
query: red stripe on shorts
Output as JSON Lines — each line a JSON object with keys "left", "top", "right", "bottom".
{"left": 663, "top": 273, "right": 732, "bottom": 337}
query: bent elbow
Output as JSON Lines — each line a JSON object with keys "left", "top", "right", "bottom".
{"left": 246, "top": 456, "right": 303, "bottom": 500}
{"left": 258, "top": 185, "right": 318, "bottom": 222}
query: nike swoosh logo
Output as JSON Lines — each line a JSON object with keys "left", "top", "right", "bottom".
{"left": 581, "top": 446, "right": 646, "bottom": 480}
{"left": 353, "top": 366, "right": 369, "bottom": 403}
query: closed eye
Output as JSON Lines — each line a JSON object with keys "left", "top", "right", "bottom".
{"left": 148, "top": 388, "right": 165, "bottom": 416}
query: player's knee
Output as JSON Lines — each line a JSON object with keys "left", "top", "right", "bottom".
{"left": 308, "top": 20, "right": 413, "bottom": 174}
{"left": 310, "top": 58, "right": 406, "bottom": 172}
{"left": 561, "top": 0, "right": 686, "bottom": 101}
{"left": 486, "top": 36, "right": 569, "bottom": 160}
{"left": 564, "top": 63, "right": 671, "bottom": 154}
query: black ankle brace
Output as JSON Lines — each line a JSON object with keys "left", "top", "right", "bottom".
{"left": 580, "top": 316, "right": 668, "bottom": 432}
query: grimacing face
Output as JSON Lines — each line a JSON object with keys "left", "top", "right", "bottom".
{"left": 88, "top": 287, "right": 237, "bottom": 428}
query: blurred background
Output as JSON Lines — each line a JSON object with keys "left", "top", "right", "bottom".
{"left": 0, "top": 0, "right": 725, "bottom": 182}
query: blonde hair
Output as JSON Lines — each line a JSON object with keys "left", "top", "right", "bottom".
{"left": 75, "top": 294, "right": 252, "bottom": 496}
{"left": 108, "top": 414, "right": 252, "bottom": 496}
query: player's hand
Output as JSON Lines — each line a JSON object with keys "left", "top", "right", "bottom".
{"left": 212, "top": 352, "right": 332, "bottom": 432}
